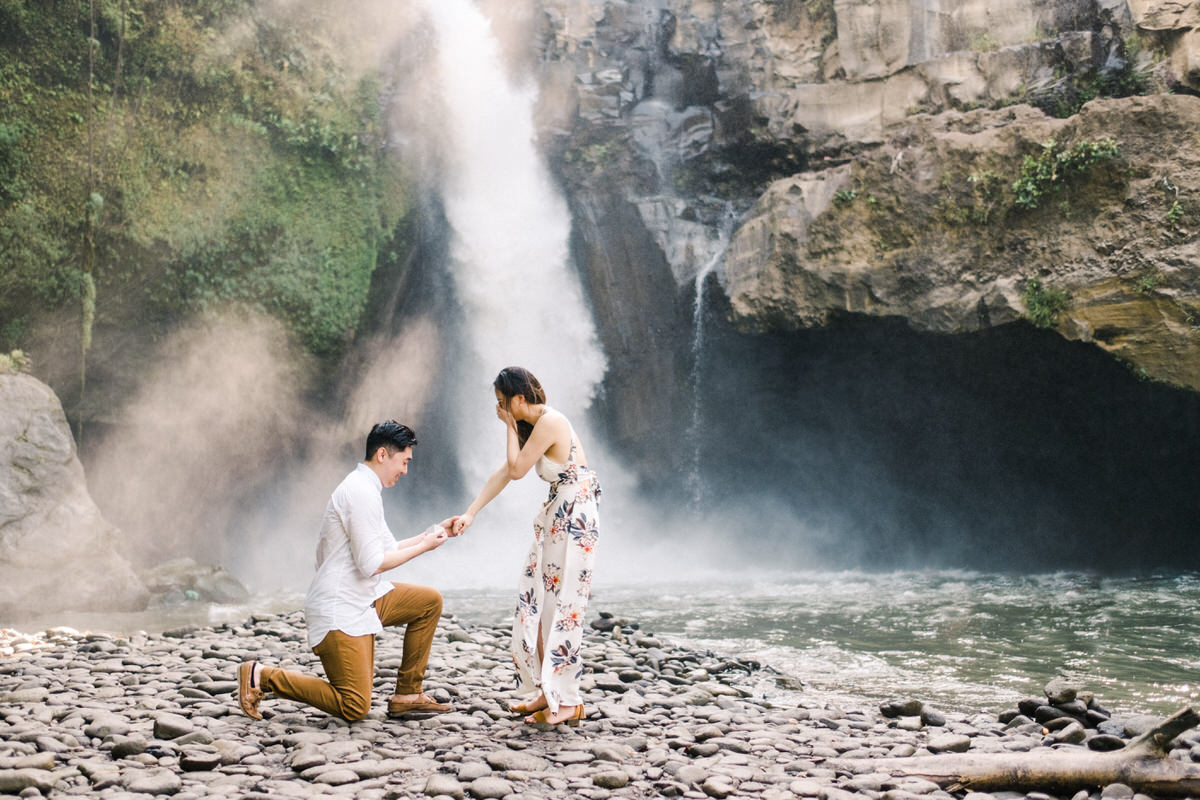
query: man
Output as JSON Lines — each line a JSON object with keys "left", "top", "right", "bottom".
{"left": 237, "top": 420, "right": 453, "bottom": 721}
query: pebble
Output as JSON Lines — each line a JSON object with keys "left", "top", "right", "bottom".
{"left": 0, "top": 612, "right": 1190, "bottom": 800}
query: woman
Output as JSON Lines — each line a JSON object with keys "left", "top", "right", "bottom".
{"left": 452, "top": 367, "right": 601, "bottom": 725}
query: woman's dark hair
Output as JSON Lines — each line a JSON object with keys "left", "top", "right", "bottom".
{"left": 364, "top": 420, "right": 418, "bottom": 461}
{"left": 494, "top": 366, "right": 546, "bottom": 446}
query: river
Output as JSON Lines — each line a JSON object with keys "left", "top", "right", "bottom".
{"left": 17, "top": 570, "right": 1197, "bottom": 719}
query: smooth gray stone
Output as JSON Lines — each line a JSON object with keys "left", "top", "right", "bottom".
{"left": 0, "top": 768, "right": 57, "bottom": 794}
{"left": 484, "top": 750, "right": 548, "bottom": 772}
{"left": 153, "top": 713, "right": 194, "bottom": 740}
{"left": 174, "top": 729, "right": 214, "bottom": 746}
{"left": 593, "top": 771, "right": 630, "bottom": 789}
{"left": 109, "top": 735, "right": 148, "bottom": 759}
{"left": 122, "top": 767, "right": 182, "bottom": 795}
{"left": 458, "top": 762, "right": 492, "bottom": 780}
{"left": 179, "top": 746, "right": 223, "bottom": 771}
{"left": 920, "top": 708, "right": 947, "bottom": 727}
{"left": 350, "top": 759, "right": 411, "bottom": 779}
{"left": 313, "top": 768, "right": 360, "bottom": 785}
{"left": 702, "top": 775, "right": 736, "bottom": 798}
{"left": 676, "top": 764, "right": 708, "bottom": 785}
{"left": 1101, "top": 784, "right": 1135, "bottom": 799}
{"left": 1044, "top": 678, "right": 1080, "bottom": 705}
{"left": 880, "top": 700, "right": 925, "bottom": 718}
{"left": 1049, "top": 722, "right": 1087, "bottom": 744}
{"left": 926, "top": 734, "right": 972, "bottom": 753}
{"left": 466, "top": 776, "right": 513, "bottom": 799}
{"left": 425, "top": 772, "right": 466, "bottom": 798}
{"left": 83, "top": 715, "right": 130, "bottom": 739}
{"left": 2, "top": 689, "right": 49, "bottom": 704}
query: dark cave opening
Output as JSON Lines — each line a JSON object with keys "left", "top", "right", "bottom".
{"left": 683, "top": 290, "right": 1200, "bottom": 572}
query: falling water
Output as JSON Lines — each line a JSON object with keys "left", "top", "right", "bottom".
{"left": 413, "top": 0, "right": 606, "bottom": 576}
{"left": 685, "top": 203, "right": 739, "bottom": 504}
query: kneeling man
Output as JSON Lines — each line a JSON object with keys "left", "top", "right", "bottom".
{"left": 238, "top": 420, "right": 452, "bottom": 721}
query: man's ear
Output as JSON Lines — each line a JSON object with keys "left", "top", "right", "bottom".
{"left": 371, "top": 446, "right": 387, "bottom": 464}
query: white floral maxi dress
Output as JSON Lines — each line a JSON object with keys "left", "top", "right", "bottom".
{"left": 512, "top": 437, "right": 600, "bottom": 711}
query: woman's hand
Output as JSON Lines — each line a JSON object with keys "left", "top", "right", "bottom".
{"left": 495, "top": 400, "right": 514, "bottom": 426}
{"left": 451, "top": 513, "right": 474, "bottom": 537}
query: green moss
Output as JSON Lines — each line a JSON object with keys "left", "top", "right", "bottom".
{"left": 1021, "top": 278, "right": 1070, "bottom": 328}
{"left": 0, "top": 0, "right": 415, "bottom": 357}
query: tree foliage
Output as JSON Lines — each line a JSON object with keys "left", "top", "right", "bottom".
{"left": 0, "top": 0, "right": 412, "bottom": 356}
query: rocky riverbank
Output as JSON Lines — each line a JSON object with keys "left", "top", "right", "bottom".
{"left": 1, "top": 612, "right": 1197, "bottom": 800}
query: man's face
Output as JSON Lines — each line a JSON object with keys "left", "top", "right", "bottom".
{"left": 379, "top": 446, "right": 413, "bottom": 488}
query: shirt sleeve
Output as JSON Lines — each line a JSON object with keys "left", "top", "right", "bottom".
{"left": 342, "top": 482, "right": 387, "bottom": 578}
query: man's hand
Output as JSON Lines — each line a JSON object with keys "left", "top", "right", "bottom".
{"left": 421, "top": 525, "right": 449, "bottom": 551}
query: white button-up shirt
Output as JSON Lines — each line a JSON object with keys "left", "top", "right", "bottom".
{"left": 304, "top": 463, "right": 397, "bottom": 649}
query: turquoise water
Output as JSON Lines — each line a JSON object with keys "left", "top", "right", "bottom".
{"left": 445, "top": 571, "right": 1200, "bottom": 717}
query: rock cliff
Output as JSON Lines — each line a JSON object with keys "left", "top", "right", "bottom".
{"left": 0, "top": 372, "right": 148, "bottom": 617}
{"left": 539, "top": 0, "right": 1200, "bottom": 402}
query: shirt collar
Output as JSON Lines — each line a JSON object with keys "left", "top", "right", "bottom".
{"left": 355, "top": 461, "right": 383, "bottom": 491}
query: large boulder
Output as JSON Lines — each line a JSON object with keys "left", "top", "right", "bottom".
{"left": 0, "top": 372, "right": 149, "bottom": 617}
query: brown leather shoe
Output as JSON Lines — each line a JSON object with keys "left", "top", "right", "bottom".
{"left": 387, "top": 693, "right": 451, "bottom": 717}
{"left": 237, "top": 660, "right": 264, "bottom": 720}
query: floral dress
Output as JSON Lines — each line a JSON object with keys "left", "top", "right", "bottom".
{"left": 511, "top": 428, "right": 601, "bottom": 712}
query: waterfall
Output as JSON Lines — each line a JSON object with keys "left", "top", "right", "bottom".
{"left": 412, "top": 0, "right": 607, "bottom": 579}
{"left": 686, "top": 202, "right": 739, "bottom": 505}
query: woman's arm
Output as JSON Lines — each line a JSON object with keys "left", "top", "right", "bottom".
{"left": 451, "top": 464, "right": 511, "bottom": 535}
{"left": 504, "top": 412, "right": 566, "bottom": 480}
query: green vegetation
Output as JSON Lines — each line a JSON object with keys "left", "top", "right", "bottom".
{"left": 0, "top": 0, "right": 413, "bottom": 361}
{"left": 1134, "top": 271, "right": 1161, "bottom": 295}
{"left": 969, "top": 32, "right": 1000, "bottom": 53}
{"left": 833, "top": 188, "right": 858, "bottom": 207}
{"left": 1011, "top": 138, "right": 1120, "bottom": 210}
{"left": 1167, "top": 199, "right": 1185, "bottom": 227}
{"left": 1021, "top": 278, "right": 1070, "bottom": 328}
{"left": 0, "top": 349, "right": 31, "bottom": 374}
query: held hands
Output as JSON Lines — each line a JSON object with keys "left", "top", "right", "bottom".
{"left": 449, "top": 512, "right": 474, "bottom": 537}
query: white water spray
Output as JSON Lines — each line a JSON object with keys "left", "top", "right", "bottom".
{"left": 410, "top": 0, "right": 607, "bottom": 583}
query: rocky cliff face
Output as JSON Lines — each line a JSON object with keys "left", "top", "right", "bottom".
{"left": 538, "top": 0, "right": 1200, "bottom": 401}
{"left": 0, "top": 372, "right": 148, "bottom": 617}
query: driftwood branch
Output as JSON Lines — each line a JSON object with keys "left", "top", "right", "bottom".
{"left": 834, "top": 708, "right": 1200, "bottom": 798}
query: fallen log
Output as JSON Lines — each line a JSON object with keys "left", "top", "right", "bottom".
{"left": 833, "top": 708, "right": 1200, "bottom": 797}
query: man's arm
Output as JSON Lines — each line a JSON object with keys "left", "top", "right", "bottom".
{"left": 371, "top": 526, "right": 447, "bottom": 575}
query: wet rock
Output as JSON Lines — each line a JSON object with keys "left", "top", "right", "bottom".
{"left": 1045, "top": 678, "right": 1080, "bottom": 705}
{"left": 880, "top": 699, "right": 925, "bottom": 718}
{"left": 1087, "top": 734, "right": 1127, "bottom": 752}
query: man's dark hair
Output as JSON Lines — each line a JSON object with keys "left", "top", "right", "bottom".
{"left": 364, "top": 420, "right": 418, "bottom": 461}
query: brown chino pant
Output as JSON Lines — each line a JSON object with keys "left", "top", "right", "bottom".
{"left": 259, "top": 582, "right": 442, "bottom": 721}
